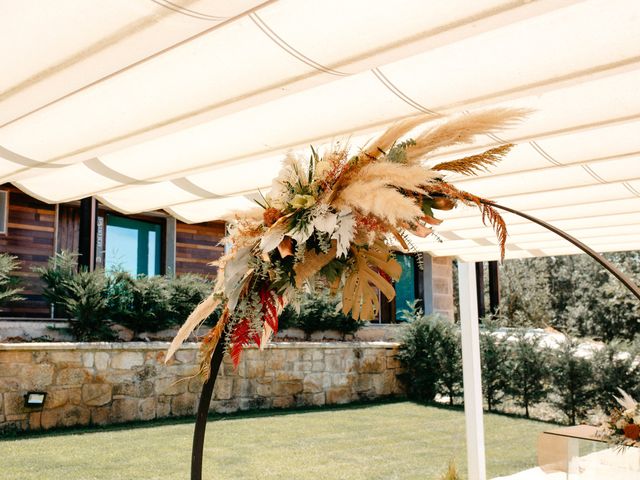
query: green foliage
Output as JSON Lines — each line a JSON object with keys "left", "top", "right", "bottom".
{"left": 480, "top": 323, "right": 510, "bottom": 412}
{"left": 34, "top": 251, "right": 79, "bottom": 316}
{"left": 548, "top": 337, "right": 595, "bottom": 424}
{"left": 397, "top": 307, "right": 463, "bottom": 404}
{"left": 591, "top": 339, "right": 640, "bottom": 411}
{"left": 506, "top": 330, "right": 549, "bottom": 418}
{"left": 60, "top": 270, "right": 115, "bottom": 341}
{"left": 279, "top": 289, "right": 360, "bottom": 338}
{"left": 167, "top": 273, "right": 214, "bottom": 324}
{"left": 0, "top": 253, "right": 24, "bottom": 309}
{"left": 499, "top": 252, "right": 640, "bottom": 340}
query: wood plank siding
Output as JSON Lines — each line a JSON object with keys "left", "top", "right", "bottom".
{"left": 175, "top": 221, "right": 224, "bottom": 277}
{"left": 0, "top": 185, "right": 55, "bottom": 317}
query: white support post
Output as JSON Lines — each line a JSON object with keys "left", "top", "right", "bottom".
{"left": 457, "top": 261, "right": 487, "bottom": 480}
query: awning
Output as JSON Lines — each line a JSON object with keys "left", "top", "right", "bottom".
{"left": 2, "top": 0, "right": 639, "bottom": 260}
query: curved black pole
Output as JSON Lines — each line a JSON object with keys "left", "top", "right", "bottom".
{"left": 190, "top": 202, "right": 640, "bottom": 479}
{"left": 487, "top": 201, "right": 640, "bottom": 301}
{"left": 191, "top": 336, "right": 227, "bottom": 480}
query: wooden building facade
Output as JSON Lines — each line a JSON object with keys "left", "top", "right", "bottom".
{"left": 0, "top": 184, "right": 225, "bottom": 319}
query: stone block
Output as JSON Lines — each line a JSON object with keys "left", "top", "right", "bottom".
{"left": 40, "top": 408, "right": 63, "bottom": 429}
{"left": 111, "top": 398, "right": 139, "bottom": 423}
{"left": 50, "top": 351, "right": 83, "bottom": 366}
{"left": 155, "top": 377, "right": 188, "bottom": 396}
{"left": 386, "top": 356, "right": 401, "bottom": 369}
{"left": 110, "top": 352, "right": 144, "bottom": 370}
{"left": 171, "top": 392, "right": 197, "bottom": 416}
{"left": 91, "top": 406, "right": 110, "bottom": 426}
{"left": 67, "top": 388, "right": 82, "bottom": 405}
{"left": 82, "top": 384, "right": 112, "bottom": 406}
{"left": 245, "top": 360, "right": 265, "bottom": 378}
{"left": 166, "top": 364, "right": 198, "bottom": 377}
{"left": 272, "top": 396, "right": 294, "bottom": 408}
{"left": 293, "top": 361, "right": 312, "bottom": 372}
{"left": 55, "top": 367, "right": 90, "bottom": 386}
{"left": 312, "top": 361, "right": 325, "bottom": 372}
{"left": 325, "top": 354, "right": 343, "bottom": 372}
{"left": 45, "top": 388, "right": 69, "bottom": 409}
{"left": 0, "top": 377, "right": 20, "bottom": 391}
{"left": 4, "top": 392, "right": 26, "bottom": 416}
{"left": 275, "top": 371, "right": 303, "bottom": 382}
{"left": 302, "top": 374, "right": 323, "bottom": 393}
{"left": 312, "top": 392, "right": 325, "bottom": 406}
{"left": 20, "top": 364, "right": 55, "bottom": 388}
{"left": 312, "top": 350, "right": 324, "bottom": 361}
{"left": 326, "top": 387, "right": 352, "bottom": 405}
{"left": 213, "top": 377, "right": 233, "bottom": 400}
{"left": 359, "top": 356, "right": 386, "bottom": 374}
{"left": 60, "top": 406, "right": 91, "bottom": 427}
{"left": 174, "top": 349, "right": 196, "bottom": 364}
{"left": 138, "top": 398, "right": 156, "bottom": 420}
{"left": 285, "top": 350, "right": 299, "bottom": 361}
{"left": 82, "top": 352, "right": 94, "bottom": 368}
{"left": 0, "top": 351, "right": 32, "bottom": 364}
{"left": 156, "top": 400, "right": 171, "bottom": 418}
{"left": 94, "top": 352, "right": 110, "bottom": 370}
{"left": 273, "top": 381, "right": 302, "bottom": 397}
{"left": 255, "top": 382, "right": 272, "bottom": 397}
{"left": 29, "top": 411, "right": 41, "bottom": 430}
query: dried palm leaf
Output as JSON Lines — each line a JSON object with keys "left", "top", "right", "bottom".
{"left": 294, "top": 242, "right": 338, "bottom": 287}
{"left": 342, "top": 241, "right": 401, "bottom": 320}
{"left": 406, "top": 108, "right": 528, "bottom": 162}
{"left": 432, "top": 144, "right": 514, "bottom": 176}
{"left": 197, "top": 308, "right": 230, "bottom": 379}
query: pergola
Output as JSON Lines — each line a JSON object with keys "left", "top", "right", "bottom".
{"left": 3, "top": 1, "right": 640, "bottom": 478}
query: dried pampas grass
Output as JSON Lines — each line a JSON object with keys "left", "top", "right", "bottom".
{"left": 334, "top": 179, "right": 423, "bottom": 225}
{"left": 406, "top": 108, "right": 528, "bottom": 162}
{"left": 362, "top": 114, "right": 431, "bottom": 160}
{"left": 357, "top": 162, "right": 439, "bottom": 192}
{"left": 432, "top": 144, "right": 514, "bottom": 176}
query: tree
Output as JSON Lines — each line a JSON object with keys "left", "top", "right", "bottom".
{"left": 591, "top": 340, "right": 640, "bottom": 411}
{"left": 480, "top": 323, "right": 510, "bottom": 412}
{"left": 436, "top": 322, "right": 463, "bottom": 406}
{"left": 506, "top": 330, "right": 548, "bottom": 418}
{"left": 548, "top": 337, "right": 595, "bottom": 424}
{"left": 0, "top": 253, "right": 23, "bottom": 309}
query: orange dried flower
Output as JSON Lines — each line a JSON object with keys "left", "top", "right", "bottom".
{"left": 263, "top": 208, "right": 282, "bottom": 227}
{"left": 623, "top": 423, "right": 640, "bottom": 440}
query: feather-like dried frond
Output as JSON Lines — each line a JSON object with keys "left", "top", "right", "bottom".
{"left": 294, "top": 241, "right": 338, "bottom": 287}
{"left": 342, "top": 240, "right": 401, "bottom": 320}
{"left": 166, "top": 293, "right": 221, "bottom": 362}
{"left": 428, "top": 182, "right": 508, "bottom": 260}
{"left": 197, "top": 308, "right": 230, "bottom": 378}
{"left": 432, "top": 144, "right": 514, "bottom": 176}
{"left": 406, "top": 108, "right": 528, "bottom": 162}
{"left": 362, "top": 115, "right": 431, "bottom": 160}
{"left": 358, "top": 162, "right": 439, "bottom": 192}
{"left": 615, "top": 388, "right": 638, "bottom": 411}
{"left": 333, "top": 179, "right": 423, "bottom": 226}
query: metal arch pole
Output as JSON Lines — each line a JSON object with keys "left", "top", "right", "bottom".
{"left": 191, "top": 337, "right": 227, "bottom": 480}
{"left": 486, "top": 201, "right": 640, "bottom": 300}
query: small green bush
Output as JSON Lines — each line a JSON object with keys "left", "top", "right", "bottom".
{"left": 0, "top": 253, "right": 23, "bottom": 309}
{"left": 59, "top": 270, "right": 115, "bottom": 341}
{"left": 591, "top": 339, "right": 640, "bottom": 410}
{"left": 548, "top": 336, "right": 595, "bottom": 424}
{"left": 35, "top": 251, "right": 78, "bottom": 317}
{"left": 397, "top": 306, "right": 463, "bottom": 404}
{"left": 506, "top": 330, "right": 549, "bottom": 418}
{"left": 279, "top": 289, "right": 360, "bottom": 338}
{"left": 167, "top": 273, "right": 215, "bottom": 325}
{"left": 480, "top": 324, "right": 510, "bottom": 412}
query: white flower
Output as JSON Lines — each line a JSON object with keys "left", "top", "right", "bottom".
{"left": 290, "top": 194, "right": 316, "bottom": 209}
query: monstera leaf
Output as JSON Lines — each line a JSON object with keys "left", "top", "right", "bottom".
{"left": 342, "top": 240, "right": 401, "bottom": 320}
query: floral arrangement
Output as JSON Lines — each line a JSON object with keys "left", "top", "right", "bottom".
{"left": 166, "top": 108, "right": 526, "bottom": 373}
{"left": 600, "top": 389, "right": 640, "bottom": 448}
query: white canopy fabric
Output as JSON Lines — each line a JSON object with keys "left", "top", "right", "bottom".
{"left": 2, "top": 0, "right": 640, "bottom": 261}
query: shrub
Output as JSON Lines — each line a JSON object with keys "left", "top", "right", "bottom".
{"left": 279, "top": 289, "right": 360, "bottom": 338}
{"left": 57, "top": 270, "right": 115, "bottom": 341}
{"left": 397, "top": 308, "right": 463, "bottom": 405}
{"left": 167, "top": 273, "right": 215, "bottom": 325}
{"left": 548, "top": 337, "right": 595, "bottom": 424}
{"left": 0, "top": 253, "right": 23, "bottom": 309}
{"left": 107, "top": 273, "right": 172, "bottom": 335}
{"left": 591, "top": 340, "right": 640, "bottom": 411}
{"left": 480, "top": 324, "right": 510, "bottom": 412}
{"left": 35, "top": 251, "right": 78, "bottom": 317}
{"left": 506, "top": 330, "right": 548, "bottom": 418}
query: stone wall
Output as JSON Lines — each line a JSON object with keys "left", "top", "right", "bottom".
{"left": 0, "top": 341, "right": 403, "bottom": 433}
{"left": 431, "top": 257, "right": 455, "bottom": 320}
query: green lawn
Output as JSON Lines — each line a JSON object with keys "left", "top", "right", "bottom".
{"left": 0, "top": 401, "right": 552, "bottom": 480}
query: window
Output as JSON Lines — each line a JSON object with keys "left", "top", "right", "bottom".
{"left": 394, "top": 253, "right": 417, "bottom": 318}
{"left": 104, "top": 215, "right": 162, "bottom": 276}
{"left": 0, "top": 191, "right": 7, "bottom": 234}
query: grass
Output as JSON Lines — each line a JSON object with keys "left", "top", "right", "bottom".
{"left": 0, "top": 401, "right": 553, "bottom": 480}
